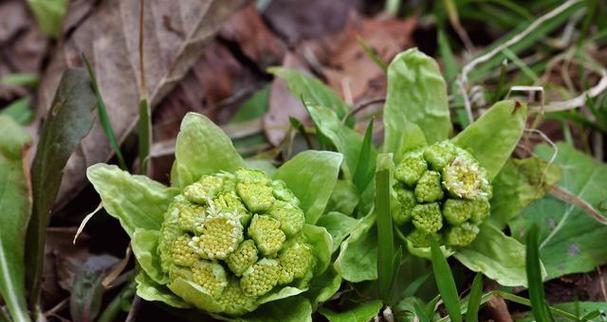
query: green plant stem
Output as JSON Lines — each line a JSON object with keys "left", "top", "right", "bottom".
{"left": 376, "top": 154, "right": 395, "bottom": 304}
{"left": 97, "top": 282, "right": 135, "bottom": 322}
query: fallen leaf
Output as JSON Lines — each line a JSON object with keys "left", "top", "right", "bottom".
{"left": 35, "top": 0, "right": 247, "bottom": 210}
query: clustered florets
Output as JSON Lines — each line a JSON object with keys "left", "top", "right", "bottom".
{"left": 158, "top": 168, "right": 314, "bottom": 315}
{"left": 393, "top": 141, "right": 492, "bottom": 248}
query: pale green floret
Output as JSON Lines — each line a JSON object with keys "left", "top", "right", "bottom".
{"left": 277, "top": 241, "right": 314, "bottom": 285}
{"left": 469, "top": 199, "right": 490, "bottom": 223}
{"left": 172, "top": 196, "right": 205, "bottom": 232}
{"left": 442, "top": 199, "right": 472, "bottom": 225}
{"left": 442, "top": 156, "right": 486, "bottom": 200}
{"left": 248, "top": 214, "right": 286, "bottom": 256}
{"left": 446, "top": 222, "right": 479, "bottom": 247}
{"left": 225, "top": 240, "right": 258, "bottom": 277}
{"left": 411, "top": 203, "right": 443, "bottom": 233}
{"left": 184, "top": 175, "right": 225, "bottom": 204}
{"left": 423, "top": 141, "right": 456, "bottom": 170}
{"left": 237, "top": 181, "right": 275, "bottom": 213}
{"left": 268, "top": 200, "right": 305, "bottom": 237}
{"left": 240, "top": 258, "right": 280, "bottom": 297}
{"left": 414, "top": 170, "right": 444, "bottom": 203}
{"left": 271, "top": 180, "right": 300, "bottom": 206}
{"left": 212, "top": 192, "right": 250, "bottom": 226}
{"left": 216, "top": 278, "right": 256, "bottom": 316}
{"left": 171, "top": 235, "right": 200, "bottom": 267}
{"left": 191, "top": 260, "right": 228, "bottom": 298}
{"left": 194, "top": 214, "right": 243, "bottom": 259}
{"left": 393, "top": 186, "right": 416, "bottom": 226}
{"left": 235, "top": 168, "right": 270, "bottom": 184}
{"left": 395, "top": 151, "right": 428, "bottom": 186}
{"left": 407, "top": 229, "right": 441, "bottom": 248}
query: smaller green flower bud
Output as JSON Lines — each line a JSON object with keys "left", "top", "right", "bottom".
{"left": 393, "top": 186, "right": 416, "bottom": 226}
{"left": 395, "top": 151, "right": 428, "bottom": 186}
{"left": 191, "top": 260, "right": 228, "bottom": 298}
{"left": 268, "top": 200, "right": 305, "bottom": 237}
{"left": 235, "top": 168, "right": 270, "bottom": 185}
{"left": 442, "top": 199, "right": 472, "bottom": 225}
{"left": 271, "top": 180, "right": 300, "bottom": 206}
{"left": 446, "top": 222, "right": 479, "bottom": 247}
{"left": 411, "top": 203, "right": 443, "bottom": 233}
{"left": 184, "top": 175, "right": 225, "bottom": 204}
{"left": 423, "top": 141, "right": 456, "bottom": 170}
{"left": 240, "top": 258, "right": 280, "bottom": 297}
{"left": 171, "top": 196, "right": 205, "bottom": 232}
{"left": 277, "top": 241, "right": 313, "bottom": 285}
{"left": 171, "top": 234, "right": 199, "bottom": 267}
{"left": 407, "top": 229, "right": 441, "bottom": 248}
{"left": 469, "top": 198, "right": 490, "bottom": 223}
{"left": 194, "top": 214, "right": 243, "bottom": 260}
{"left": 414, "top": 170, "right": 444, "bottom": 203}
{"left": 212, "top": 192, "right": 250, "bottom": 226}
{"left": 225, "top": 240, "right": 258, "bottom": 277}
{"left": 216, "top": 278, "right": 256, "bottom": 316}
{"left": 237, "top": 182, "right": 275, "bottom": 213}
{"left": 248, "top": 215, "right": 286, "bottom": 256}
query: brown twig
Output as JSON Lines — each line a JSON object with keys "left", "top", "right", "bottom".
{"left": 549, "top": 185, "right": 607, "bottom": 225}
{"left": 125, "top": 295, "right": 142, "bottom": 322}
{"left": 487, "top": 296, "right": 513, "bottom": 322}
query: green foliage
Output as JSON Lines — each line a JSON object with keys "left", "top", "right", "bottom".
{"left": 384, "top": 48, "right": 451, "bottom": 155}
{"left": 25, "top": 69, "right": 98, "bottom": 309}
{"left": 430, "top": 239, "right": 461, "bottom": 322}
{"left": 465, "top": 273, "right": 483, "bottom": 322}
{"left": 511, "top": 143, "right": 607, "bottom": 279}
{"left": 451, "top": 100, "right": 527, "bottom": 180}
{"left": 334, "top": 213, "right": 377, "bottom": 282}
{"left": 1, "top": 98, "right": 33, "bottom": 125}
{"left": 27, "top": 0, "right": 68, "bottom": 38}
{"left": 0, "top": 116, "right": 32, "bottom": 322}
{"left": 526, "top": 225, "right": 550, "bottom": 322}
{"left": 319, "top": 300, "right": 383, "bottom": 322}
{"left": 375, "top": 153, "right": 396, "bottom": 304}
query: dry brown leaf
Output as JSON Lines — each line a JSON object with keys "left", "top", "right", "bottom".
{"left": 307, "top": 16, "right": 416, "bottom": 104}
{"left": 264, "top": 52, "right": 310, "bottom": 146}
{"left": 35, "top": 0, "right": 247, "bottom": 210}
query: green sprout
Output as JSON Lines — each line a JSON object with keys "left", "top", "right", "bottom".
{"left": 393, "top": 141, "right": 492, "bottom": 248}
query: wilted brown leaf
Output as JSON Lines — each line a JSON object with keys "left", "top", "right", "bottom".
{"left": 35, "top": 0, "right": 247, "bottom": 210}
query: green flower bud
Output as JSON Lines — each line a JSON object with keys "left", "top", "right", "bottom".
{"left": 411, "top": 203, "right": 443, "bottom": 233}
{"left": 393, "top": 186, "right": 416, "bottom": 226}
{"left": 271, "top": 180, "right": 300, "bottom": 206}
{"left": 237, "top": 182, "right": 275, "bottom": 213}
{"left": 277, "top": 241, "right": 313, "bottom": 285}
{"left": 442, "top": 199, "right": 472, "bottom": 225}
{"left": 446, "top": 222, "right": 479, "bottom": 247}
{"left": 248, "top": 214, "right": 286, "bottom": 256}
{"left": 469, "top": 198, "right": 490, "bottom": 223}
{"left": 442, "top": 155, "right": 488, "bottom": 200}
{"left": 191, "top": 260, "right": 228, "bottom": 298}
{"left": 407, "top": 229, "right": 441, "bottom": 248}
{"left": 172, "top": 195, "right": 205, "bottom": 232}
{"left": 184, "top": 175, "right": 225, "bottom": 204}
{"left": 414, "top": 170, "right": 444, "bottom": 203}
{"left": 423, "top": 141, "right": 456, "bottom": 170}
{"left": 225, "top": 239, "right": 258, "bottom": 277}
{"left": 212, "top": 192, "right": 250, "bottom": 226}
{"left": 268, "top": 200, "right": 305, "bottom": 237}
{"left": 194, "top": 214, "right": 243, "bottom": 260}
{"left": 216, "top": 278, "right": 256, "bottom": 316}
{"left": 395, "top": 151, "right": 428, "bottom": 186}
{"left": 171, "top": 234, "right": 200, "bottom": 267}
{"left": 240, "top": 258, "right": 280, "bottom": 297}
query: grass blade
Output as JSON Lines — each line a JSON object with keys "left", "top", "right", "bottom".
{"left": 353, "top": 118, "right": 375, "bottom": 193}
{"left": 525, "top": 225, "right": 550, "bottom": 322}
{"left": 376, "top": 153, "right": 395, "bottom": 304}
{"left": 414, "top": 299, "right": 432, "bottom": 322}
{"left": 82, "top": 54, "right": 128, "bottom": 170}
{"left": 356, "top": 37, "right": 388, "bottom": 73}
{"left": 137, "top": 99, "right": 151, "bottom": 174}
{"left": 465, "top": 273, "right": 483, "bottom": 322}
{"left": 430, "top": 239, "right": 462, "bottom": 322}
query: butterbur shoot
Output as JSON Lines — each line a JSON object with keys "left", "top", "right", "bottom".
{"left": 87, "top": 112, "right": 340, "bottom": 319}
{"left": 159, "top": 169, "right": 314, "bottom": 315}
{"left": 394, "top": 141, "right": 492, "bottom": 249}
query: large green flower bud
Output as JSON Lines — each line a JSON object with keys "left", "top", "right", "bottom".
{"left": 158, "top": 168, "right": 318, "bottom": 315}
{"left": 392, "top": 141, "right": 492, "bottom": 249}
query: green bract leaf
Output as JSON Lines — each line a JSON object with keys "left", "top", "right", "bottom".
{"left": 316, "top": 212, "right": 358, "bottom": 252}
{"left": 87, "top": 164, "right": 178, "bottom": 237}
{"left": 306, "top": 267, "right": 342, "bottom": 305}
{"left": 451, "top": 100, "right": 527, "bottom": 180}
{"left": 132, "top": 229, "right": 167, "bottom": 284}
{"left": 490, "top": 157, "right": 560, "bottom": 229}
{"left": 511, "top": 143, "right": 607, "bottom": 279}
{"left": 273, "top": 151, "right": 342, "bottom": 224}
{"left": 26, "top": 68, "right": 98, "bottom": 307}
{"left": 319, "top": 300, "right": 383, "bottom": 322}
{"left": 236, "top": 296, "right": 313, "bottom": 322}
{"left": 334, "top": 213, "right": 377, "bottom": 282}
{"left": 326, "top": 181, "right": 360, "bottom": 217}
{"left": 384, "top": 48, "right": 451, "bottom": 156}
{"left": 171, "top": 112, "right": 246, "bottom": 188}
{"left": 0, "top": 116, "right": 32, "bottom": 322}
{"left": 454, "top": 224, "right": 529, "bottom": 287}
{"left": 135, "top": 273, "right": 189, "bottom": 309}
{"left": 268, "top": 68, "right": 349, "bottom": 119}
{"left": 302, "top": 225, "right": 333, "bottom": 275}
